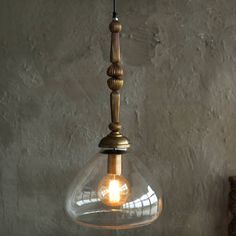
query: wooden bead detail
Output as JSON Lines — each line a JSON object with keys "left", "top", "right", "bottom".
{"left": 107, "top": 78, "right": 123, "bottom": 91}
{"left": 107, "top": 63, "right": 123, "bottom": 78}
{"left": 109, "top": 20, "right": 122, "bottom": 33}
{"left": 229, "top": 176, "right": 236, "bottom": 236}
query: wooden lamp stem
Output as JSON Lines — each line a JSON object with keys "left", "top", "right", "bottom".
{"left": 99, "top": 19, "right": 130, "bottom": 150}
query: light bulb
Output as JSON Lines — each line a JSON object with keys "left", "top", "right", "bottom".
{"left": 97, "top": 174, "right": 130, "bottom": 207}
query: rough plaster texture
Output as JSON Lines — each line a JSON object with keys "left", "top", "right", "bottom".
{"left": 0, "top": 0, "right": 236, "bottom": 235}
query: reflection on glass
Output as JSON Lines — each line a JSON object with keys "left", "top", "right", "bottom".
{"left": 65, "top": 153, "right": 163, "bottom": 229}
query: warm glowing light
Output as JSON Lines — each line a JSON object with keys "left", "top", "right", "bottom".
{"left": 109, "top": 180, "right": 120, "bottom": 203}
{"left": 97, "top": 174, "right": 130, "bottom": 207}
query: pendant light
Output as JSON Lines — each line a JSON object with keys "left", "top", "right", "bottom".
{"left": 65, "top": 0, "right": 163, "bottom": 230}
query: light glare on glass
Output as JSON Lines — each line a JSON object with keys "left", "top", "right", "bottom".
{"left": 97, "top": 174, "right": 130, "bottom": 207}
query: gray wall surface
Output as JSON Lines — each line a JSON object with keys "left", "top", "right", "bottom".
{"left": 0, "top": 0, "right": 236, "bottom": 235}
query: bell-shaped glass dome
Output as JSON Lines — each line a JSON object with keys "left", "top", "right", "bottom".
{"left": 65, "top": 151, "right": 163, "bottom": 230}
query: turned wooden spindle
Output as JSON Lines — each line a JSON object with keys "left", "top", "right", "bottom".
{"left": 99, "top": 19, "right": 130, "bottom": 150}
{"left": 229, "top": 176, "right": 236, "bottom": 236}
{"left": 107, "top": 20, "right": 123, "bottom": 134}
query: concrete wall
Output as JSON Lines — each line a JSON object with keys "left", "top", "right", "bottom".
{"left": 0, "top": 0, "right": 236, "bottom": 235}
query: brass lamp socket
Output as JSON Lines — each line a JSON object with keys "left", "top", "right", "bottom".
{"left": 107, "top": 154, "right": 122, "bottom": 175}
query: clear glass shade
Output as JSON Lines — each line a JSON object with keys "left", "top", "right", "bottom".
{"left": 65, "top": 152, "right": 163, "bottom": 230}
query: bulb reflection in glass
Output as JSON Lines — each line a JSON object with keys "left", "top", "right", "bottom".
{"left": 97, "top": 174, "right": 130, "bottom": 207}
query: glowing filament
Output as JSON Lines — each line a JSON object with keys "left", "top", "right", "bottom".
{"left": 97, "top": 174, "right": 130, "bottom": 207}
{"left": 109, "top": 180, "right": 121, "bottom": 203}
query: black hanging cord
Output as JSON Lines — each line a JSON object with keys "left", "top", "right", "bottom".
{"left": 113, "top": 0, "right": 117, "bottom": 19}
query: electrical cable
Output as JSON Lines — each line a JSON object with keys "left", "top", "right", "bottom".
{"left": 113, "top": 0, "right": 117, "bottom": 19}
